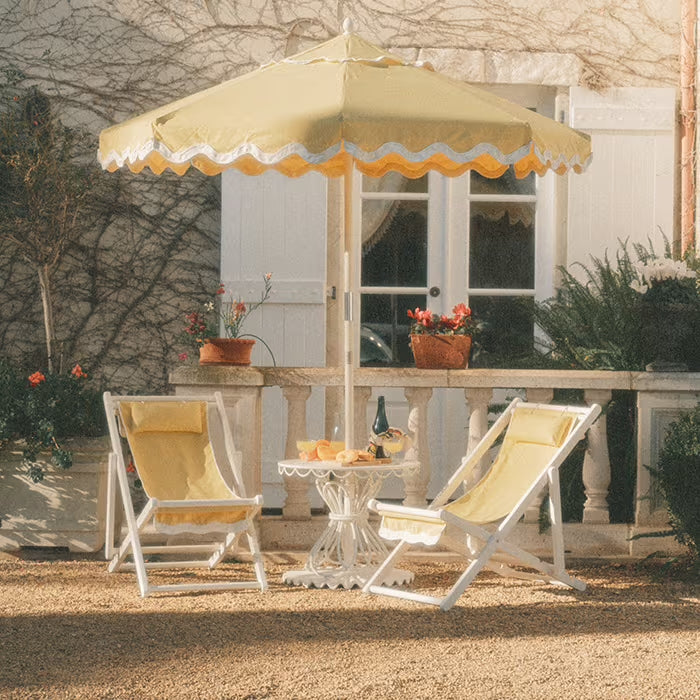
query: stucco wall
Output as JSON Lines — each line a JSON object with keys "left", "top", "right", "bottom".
{"left": 0, "top": 0, "right": 682, "bottom": 390}
{"left": 3, "top": 1, "right": 680, "bottom": 128}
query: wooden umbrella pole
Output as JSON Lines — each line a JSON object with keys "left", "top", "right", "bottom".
{"left": 680, "top": 0, "right": 697, "bottom": 255}
{"left": 343, "top": 157, "right": 355, "bottom": 449}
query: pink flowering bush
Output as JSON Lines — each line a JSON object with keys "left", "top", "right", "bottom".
{"left": 407, "top": 303, "right": 480, "bottom": 337}
{"left": 182, "top": 274, "right": 276, "bottom": 364}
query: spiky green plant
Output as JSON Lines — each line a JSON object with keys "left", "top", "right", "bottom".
{"left": 533, "top": 238, "right": 700, "bottom": 371}
{"left": 534, "top": 243, "right": 649, "bottom": 370}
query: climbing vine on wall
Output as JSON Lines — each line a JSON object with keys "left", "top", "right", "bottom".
{"left": 0, "top": 0, "right": 680, "bottom": 391}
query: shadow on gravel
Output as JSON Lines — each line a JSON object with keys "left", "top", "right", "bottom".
{"left": 2, "top": 590, "right": 698, "bottom": 692}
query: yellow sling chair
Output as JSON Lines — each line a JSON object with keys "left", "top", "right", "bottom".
{"left": 364, "top": 398, "right": 601, "bottom": 611}
{"left": 103, "top": 392, "right": 267, "bottom": 597}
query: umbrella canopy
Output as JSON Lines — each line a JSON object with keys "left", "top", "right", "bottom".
{"left": 99, "top": 29, "right": 590, "bottom": 179}
{"left": 98, "top": 22, "right": 591, "bottom": 449}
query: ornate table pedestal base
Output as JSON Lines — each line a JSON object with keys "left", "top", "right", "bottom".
{"left": 278, "top": 460, "right": 418, "bottom": 590}
{"left": 282, "top": 564, "right": 412, "bottom": 590}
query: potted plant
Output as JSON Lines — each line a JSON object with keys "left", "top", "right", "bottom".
{"left": 407, "top": 303, "right": 480, "bottom": 369}
{"left": 630, "top": 257, "right": 700, "bottom": 371}
{"left": 183, "top": 273, "right": 275, "bottom": 366}
{"left": 0, "top": 359, "right": 110, "bottom": 552}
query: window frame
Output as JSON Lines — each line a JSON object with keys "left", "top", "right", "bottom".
{"left": 355, "top": 85, "right": 559, "bottom": 366}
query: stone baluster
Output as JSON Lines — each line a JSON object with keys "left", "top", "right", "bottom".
{"left": 582, "top": 389, "right": 612, "bottom": 523}
{"left": 523, "top": 388, "right": 554, "bottom": 522}
{"left": 354, "top": 386, "right": 373, "bottom": 448}
{"left": 281, "top": 385, "right": 312, "bottom": 520}
{"left": 463, "top": 388, "right": 493, "bottom": 492}
{"left": 402, "top": 387, "right": 433, "bottom": 507}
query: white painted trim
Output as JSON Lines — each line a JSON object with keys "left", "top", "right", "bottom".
{"left": 222, "top": 279, "right": 325, "bottom": 305}
{"left": 101, "top": 137, "right": 590, "bottom": 175}
{"left": 570, "top": 87, "right": 677, "bottom": 131}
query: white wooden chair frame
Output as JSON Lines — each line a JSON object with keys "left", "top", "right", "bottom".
{"left": 103, "top": 391, "right": 268, "bottom": 597}
{"left": 363, "top": 399, "right": 601, "bottom": 611}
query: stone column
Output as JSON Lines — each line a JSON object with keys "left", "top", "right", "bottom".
{"left": 281, "top": 385, "right": 312, "bottom": 520}
{"left": 523, "top": 387, "right": 554, "bottom": 522}
{"left": 582, "top": 389, "right": 612, "bottom": 524}
{"left": 463, "top": 388, "right": 493, "bottom": 492}
{"left": 402, "top": 386, "right": 433, "bottom": 507}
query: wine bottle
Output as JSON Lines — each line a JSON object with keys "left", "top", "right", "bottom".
{"left": 371, "top": 396, "right": 389, "bottom": 458}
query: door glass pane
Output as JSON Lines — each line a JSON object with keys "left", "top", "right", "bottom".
{"left": 470, "top": 170, "right": 536, "bottom": 195}
{"left": 469, "top": 202, "right": 535, "bottom": 289}
{"left": 362, "top": 173, "right": 428, "bottom": 194}
{"left": 362, "top": 200, "right": 428, "bottom": 287}
{"left": 469, "top": 295, "right": 535, "bottom": 365}
{"left": 361, "top": 293, "right": 426, "bottom": 366}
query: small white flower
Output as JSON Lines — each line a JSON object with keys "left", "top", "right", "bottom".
{"left": 634, "top": 257, "right": 696, "bottom": 287}
{"left": 205, "top": 301, "right": 214, "bottom": 311}
{"left": 630, "top": 279, "right": 648, "bottom": 295}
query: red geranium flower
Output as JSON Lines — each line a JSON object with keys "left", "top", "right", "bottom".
{"left": 408, "top": 303, "right": 478, "bottom": 337}
{"left": 71, "top": 364, "right": 88, "bottom": 379}
{"left": 28, "top": 371, "right": 46, "bottom": 387}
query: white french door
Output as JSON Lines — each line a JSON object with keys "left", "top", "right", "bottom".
{"left": 355, "top": 86, "right": 556, "bottom": 497}
{"left": 356, "top": 170, "right": 448, "bottom": 367}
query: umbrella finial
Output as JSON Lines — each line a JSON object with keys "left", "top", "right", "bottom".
{"left": 342, "top": 17, "right": 355, "bottom": 35}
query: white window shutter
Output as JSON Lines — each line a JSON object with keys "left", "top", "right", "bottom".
{"left": 221, "top": 169, "right": 328, "bottom": 508}
{"left": 567, "top": 86, "right": 676, "bottom": 271}
{"left": 221, "top": 169, "right": 328, "bottom": 368}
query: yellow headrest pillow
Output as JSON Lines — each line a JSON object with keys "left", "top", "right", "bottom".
{"left": 506, "top": 409, "right": 574, "bottom": 447}
{"left": 126, "top": 401, "right": 205, "bottom": 434}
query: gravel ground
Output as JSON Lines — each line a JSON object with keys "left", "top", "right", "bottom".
{"left": 0, "top": 550, "right": 698, "bottom": 700}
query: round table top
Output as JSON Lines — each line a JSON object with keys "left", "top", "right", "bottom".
{"left": 278, "top": 458, "right": 419, "bottom": 478}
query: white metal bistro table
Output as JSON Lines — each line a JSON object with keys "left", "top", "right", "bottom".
{"left": 278, "top": 458, "right": 419, "bottom": 589}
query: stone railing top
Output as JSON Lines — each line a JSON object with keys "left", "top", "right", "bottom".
{"left": 171, "top": 366, "right": 266, "bottom": 386}
{"left": 630, "top": 371, "right": 700, "bottom": 392}
{"left": 171, "top": 366, "right": 700, "bottom": 393}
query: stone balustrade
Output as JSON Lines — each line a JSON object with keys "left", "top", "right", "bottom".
{"left": 171, "top": 366, "right": 700, "bottom": 556}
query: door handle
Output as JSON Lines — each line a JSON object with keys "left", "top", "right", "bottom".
{"left": 429, "top": 286, "right": 441, "bottom": 298}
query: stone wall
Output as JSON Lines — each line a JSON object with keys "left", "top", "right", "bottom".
{"left": 0, "top": 0, "right": 680, "bottom": 391}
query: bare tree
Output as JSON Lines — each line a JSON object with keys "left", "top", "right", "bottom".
{"left": 0, "top": 78, "right": 105, "bottom": 371}
{"left": 0, "top": 0, "right": 680, "bottom": 391}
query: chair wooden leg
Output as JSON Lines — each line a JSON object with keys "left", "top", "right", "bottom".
{"left": 209, "top": 531, "right": 239, "bottom": 568}
{"left": 362, "top": 539, "right": 411, "bottom": 593}
{"left": 114, "top": 465, "right": 152, "bottom": 596}
{"left": 104, "top": 454, "right": 118, "bottom": 561}
{"left": 246, "top": 525, "right": 268, "bottom": 592}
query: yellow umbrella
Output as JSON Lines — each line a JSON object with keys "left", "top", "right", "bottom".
{"left": 99, "top": 20, "right": 591, "bottom": 448}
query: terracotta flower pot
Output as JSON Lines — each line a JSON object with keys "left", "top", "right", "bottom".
{"left": 410, "top": 334, "right": 472, "bottom": 369}
{"left": 199, "top": 338, "right": 256, "bottom": 366}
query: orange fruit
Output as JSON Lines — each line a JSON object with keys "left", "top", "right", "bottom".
{"left": 317, "top": 443, "right": 341, "bottom": 461}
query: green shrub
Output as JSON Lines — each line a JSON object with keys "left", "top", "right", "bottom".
{"left": 654, "top": 405, "right": 700, "bottom": 559}
{"left": 534, "top": 243, "right": 646, "bottom": 370}
{"left": 0, "top": 358, "right": 105, "bottom": 482}
{"left": 530, "top": 241, "right": 699, "bottom": 527}
{"left": 534, "top": 240, "right": 700, "bottom": 371}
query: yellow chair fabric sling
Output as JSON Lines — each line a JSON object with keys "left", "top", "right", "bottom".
{"left": 364, "top": 398, "right": 601, "bottom": 611}
{"left": 103, "top": 391, "right": 267, "bottom": 597}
